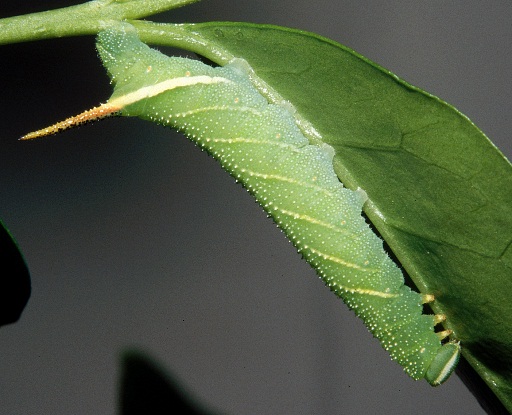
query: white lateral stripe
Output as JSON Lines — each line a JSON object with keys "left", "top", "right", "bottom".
{"left": 344, "top": 286, "right": 398, "bottom": 298}
{"left": 108, "top": 75, "right": 232, "bottom": 108}
{"left": 307, "top": 246, "right": 377, "bottom": 272}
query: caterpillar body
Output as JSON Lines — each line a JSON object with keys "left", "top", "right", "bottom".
{"left": 23, "top": 25, "right": 460, "bottom": 385}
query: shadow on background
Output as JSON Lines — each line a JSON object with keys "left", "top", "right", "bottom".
{"left": 120, "top": 350, "right": 224, "bottom": 415}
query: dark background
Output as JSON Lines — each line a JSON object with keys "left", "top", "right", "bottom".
{"left": 1, "top": 1, "right": 510, "bottom": 414}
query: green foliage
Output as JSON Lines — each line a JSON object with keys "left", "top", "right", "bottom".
{"left": 0, "top": 221, "right": 30, "bottom": 326}
{"left": 0, "top": 0, "right": 511, "bottom": 412}
{"left": 174, "top": 22, "right": 512, "bottom": 406}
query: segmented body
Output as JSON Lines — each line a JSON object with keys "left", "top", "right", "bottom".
{"left": 46, "top": 26, "right": 463, "bottom": 384}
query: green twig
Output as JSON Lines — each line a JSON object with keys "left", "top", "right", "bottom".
{"left": 129, "top": 20, "right": 233, "bottom": 65}
{"left": 0, "top": 0, "right": 198, "bottom": 45}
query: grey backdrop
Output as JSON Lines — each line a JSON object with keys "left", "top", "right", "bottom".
{"left": 1, "top": 1, "right": 510, "bottom": 414}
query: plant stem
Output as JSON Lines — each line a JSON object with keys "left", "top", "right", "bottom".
{"left": 0, "top": 0, "right": 199, "bottom": 45}
{"left": 130, "top": 20, "right": 234, "bottom": 65}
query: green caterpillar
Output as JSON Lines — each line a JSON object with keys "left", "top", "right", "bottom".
{"left": 24, "top": 25, "right": 460, "bottom": 385}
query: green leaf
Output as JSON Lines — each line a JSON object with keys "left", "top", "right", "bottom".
{"left": 137, "top": 22, "right": 512, "bottom": 409}
{"left": 0, "top": 220, "right": 30, "bottom": 326}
